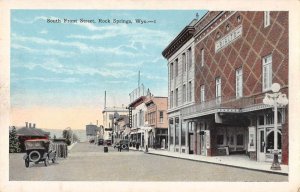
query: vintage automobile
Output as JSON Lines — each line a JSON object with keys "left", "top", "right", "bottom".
{"left": 113, "top": 139, "right": 129, "bottom": 151}
{"left": 23, "top": 139, "right": 57, "bottom": 168}
{"left": 98, "top": 139, "right": 104, "bottom": 145}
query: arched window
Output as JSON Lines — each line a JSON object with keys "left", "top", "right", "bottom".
{"left": 266, "top": 131, "right": 282, "bottom": 153}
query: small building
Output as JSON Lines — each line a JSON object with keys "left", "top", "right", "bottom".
{"left": 15, "top": 122, "right": 50, "bottom": 152}
{"left": 144, "top": 92, "right": 168, "bottom": 149}
{"left": 102, "top": 106, "right": 128, "bottom": 144}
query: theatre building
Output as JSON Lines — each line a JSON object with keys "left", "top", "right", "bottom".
{"left": 162, "top": 11, "right": 289, "bottom": 164}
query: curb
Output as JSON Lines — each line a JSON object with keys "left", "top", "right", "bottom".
{"left": 146, "top": 152, "right": 288, "bottom": 176}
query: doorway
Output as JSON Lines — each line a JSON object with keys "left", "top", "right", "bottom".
{"left": 258, "top": 128, "right": 282, "bottom": 162}
{"left": 188, "top": 133, "right": 194, "bottom": 154}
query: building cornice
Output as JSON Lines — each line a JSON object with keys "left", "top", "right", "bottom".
{"left": 162, "top": 24, "right": 196, "bottom": 59}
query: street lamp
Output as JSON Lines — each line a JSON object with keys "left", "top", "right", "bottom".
{"left": 263, "top": 83, "right": 288, "bottom": 170}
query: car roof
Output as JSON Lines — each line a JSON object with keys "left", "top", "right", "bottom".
{"left": 25, "top": 139, "right": 50, "bottom": 142}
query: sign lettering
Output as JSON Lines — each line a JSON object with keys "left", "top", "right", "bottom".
{"left": 215, "top": 25, "right": 242, "bottom": 53}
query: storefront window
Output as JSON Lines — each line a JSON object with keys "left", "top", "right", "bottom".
{"left": 181, "top": 122, "right": 186, "bottom": 146}
{"left": 175, "top": 118, "right": 179, "bottom": 145}
{"left": 236, "top": 134, "right": 244, "bottom": 145}
{"left": 217, "top": 135, "right": 224, "bottom": 145}
{"left": 266, "top": 131, "right": 282, "bottom": 153}
{"left": 258, "top": 115, "right": 264, "bottom": 125}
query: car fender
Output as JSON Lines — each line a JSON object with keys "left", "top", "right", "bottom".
{"left": 23, "top": 154, "right": 28, "bottom": 160}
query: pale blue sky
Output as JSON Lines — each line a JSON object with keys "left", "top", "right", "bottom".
{"left": 11, "top": 10, "right": 207, "bottom": 110}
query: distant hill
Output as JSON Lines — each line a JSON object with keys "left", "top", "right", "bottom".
{"left": 43, "top": 129, "right": 87, "bottom": 142}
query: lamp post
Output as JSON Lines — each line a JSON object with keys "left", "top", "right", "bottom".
{"left": 263, "top": 83, "right": 288, "bottom": 170}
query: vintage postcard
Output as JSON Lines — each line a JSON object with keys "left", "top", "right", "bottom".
{"left": 0, "top": 1, "right": 300, "bottom": 192}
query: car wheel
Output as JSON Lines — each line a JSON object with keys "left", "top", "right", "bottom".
{"left": 121, "top": 144, "right": 127, "bottom": 150}
{"left": 29, "top": 150, "right": 41, "bottom": 163}
{"left": 25, "top": 158, "right": 29, "bottom": 168}
{"left": 44, "top": 157, "right": 49, "bottom": 167}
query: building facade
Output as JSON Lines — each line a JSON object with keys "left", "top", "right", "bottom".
{"left": 144, "top": 93, "right": 168, "bottom": 149}
{"left": 163, "top": 11, "right": 288, "bottom": 164}
{"left": 162, "top": 19, "right": 197, "bottom": 154}
{"left": 102, "top": 106, "right": 128, "bottom": 143}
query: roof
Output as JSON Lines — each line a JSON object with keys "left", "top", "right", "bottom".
{"left": 162, "top": 19, "right": 197, "bottom": 59}
{"left": 128, "top": 96, "right": 146, "bottom": 108}
{"left": 16, "top": 127, "right": 49, "bottom": 137}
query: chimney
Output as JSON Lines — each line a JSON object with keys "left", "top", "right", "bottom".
{"left": 25, "top": 122, "right": 28, "bottom": 128}
{"left": 29, "top": 123, "right": 32, "bottom": 128}
{"left": 33, "top": 123, "right": 36, "bottom": 128}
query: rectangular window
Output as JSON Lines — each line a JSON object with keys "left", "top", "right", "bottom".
{"left": 175, "top": 59, "right": 178, "bottom": 77}
{"left": 188, "top": 81, "right": 192, "bottom": 102}
{"left": 236, "top": 134, "right": 244, "bottom": 145}
{"left": 175, "top": 88, "right": 179, "bottom": 107}
{"left": 264, "top": 11, "right": 270, "bottom": 28}
{"left": 181, "top": 122, "right": 186, "bottom": 146}
{"left": 159, "top": 111, "right": 163, "bottom": 123}
{"left": 169, "top": 119, "right": 174, "bottom": 145}
{"left": 201, "top": 49, "right": 204, "bottom": 67}
{"left": 187, "top": 47, "right": 192, "bottom": 70}
{"left": 175, "top": 117, "right": 179, "bottom": 145}
{"left": 215, "top": 77, "right": 221, "bottom": 103}
{"left": 170, "top": 63, "right": 173, "bottom": 80}
{"left": 236, "top": 68, "right": 243, "bottom": 98}
{"left": 262, "top": 55, "right": 272, "bottom": 91}
{"left": 182, "top": 84, "right": 186, "bottom": 103}
{"left": 182, "top": 53, "right": 186, "bottom": 72}
{"left": 139, "top": 110, "right": 143, "bottom": 126}
{"left": 170, "top": 91, "right": 173, "bottom": 108}
{"left": 200, "top": 85, "right": 205, "bottom": 103}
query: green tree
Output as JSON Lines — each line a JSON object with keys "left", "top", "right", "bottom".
{"left": 9, "top": 126, "right": 21, "bottom": 153}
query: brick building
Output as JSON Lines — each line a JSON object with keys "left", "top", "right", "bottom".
{"left": 162, "top": 11, "right": 288, "bottom": 164}
{"left": 128, "top": 86, "right": 168, "bottom": 150}
{"left": 144, "top": 93, "right": 168, "bottom": 149}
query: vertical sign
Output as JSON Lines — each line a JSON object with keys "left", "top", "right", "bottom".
{"left": 248, "top": 126, "right": 256, "bottom": 151}
{"left": 205, "top": 130, "right": 210, "bottom": 149}
{"left": 128, "top": 107, "right": 133, "bottom": 128}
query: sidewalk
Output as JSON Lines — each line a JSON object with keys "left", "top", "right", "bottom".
{"left": 130, "top": 147, "right": 288, "bottom": 175}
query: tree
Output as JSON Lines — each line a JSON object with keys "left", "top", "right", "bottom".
{"left": 53, "top": 134, "right": 57, "bottom": 139}
{"left": 9, "top": 126, "right": 21, "bottom": 153}
{"left": 62, "top": 128, "right": 80, "bottom": 145}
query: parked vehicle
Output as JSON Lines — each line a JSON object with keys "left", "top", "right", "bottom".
{"left": 23, "top": 139, "right": 56, "bottom": 168}
{"left": 98, "top": 139, "right": 104, "bottom": 145}
{"left": 104, "top": 140, "right": 112, "bottom": 146}
{"left": 114, "top": 140, "right": 129, "bottom": 151}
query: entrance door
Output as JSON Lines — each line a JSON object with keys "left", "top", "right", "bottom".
{"left": 258, "top": 129, "right": 266, "bottom": 161}
{"left": 188, "top": 133, "right": 194, "bottom": 154}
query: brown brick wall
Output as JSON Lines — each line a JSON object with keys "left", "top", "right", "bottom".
{"left": 194, "top": 11, "right": 289, "bottom": 163}
{"left": 194, "top": 11, "right": 288, "bottom": 103}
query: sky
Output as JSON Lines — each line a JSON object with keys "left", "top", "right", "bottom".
{"left": 10, "top": 10, "right": 207, "bottom": 130}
